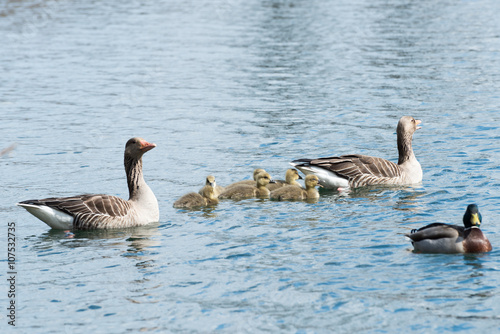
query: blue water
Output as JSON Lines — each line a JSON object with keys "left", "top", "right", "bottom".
{"left": 2, "top": 0, "right": 500, "bottom": 333}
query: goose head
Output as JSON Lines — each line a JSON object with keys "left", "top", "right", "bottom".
{"left": 397, "top": 116, "right": 421, "bottom": 137}
{"left": 125, "top": 137, "right": 156, "bottom": 159}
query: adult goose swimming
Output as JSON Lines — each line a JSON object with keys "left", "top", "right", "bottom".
{"left": 406, "top": 204, "right": 492, "bottom": 254}
{"left": 290, "top": 116, "right": 422, "bottom": 190}
{"left": 17, "top": 137, "right": 159, "bottom": 230}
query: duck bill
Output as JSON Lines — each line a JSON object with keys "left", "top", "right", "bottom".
{"left": 470, "top": 213, "right": 481, "bottom": 226}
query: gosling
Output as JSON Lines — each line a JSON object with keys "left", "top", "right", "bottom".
{"left": 270, "top": 174, "right": 321, "bottom": 201}
{"left": 224, "top": 168, "right": 266, "bottom": 189}
{"left": 218, "top": 172, "right": 275, "bottom": 200}
{"left": 267, "top": 168, "right": 302, "bottom": 191}
{"left": 198, "top": 175, "right": 225, "bottom": 197}
{"left": 174, "top": 176, "right": 219, "bottom": 208}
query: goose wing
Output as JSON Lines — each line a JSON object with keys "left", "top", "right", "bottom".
{"left": 295, "top": 154, "right": 403, "bottom": 187}
{"left": 19, "top": 194, "right": 132, "bottom": 227}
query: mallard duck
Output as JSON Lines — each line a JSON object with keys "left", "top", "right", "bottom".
{"left": 17, "top": 137, "right": 159, "bottom": 229}
{"left": 218, "top": 172, "right": 275, "bottom": 200}
{"left": 290, "top": 116, "right": 422, "bottom": 189}
{"left": 406, "top": 204, "right": 492, "bottom": 253}
{"left": 174, "top": 177, "right": 218, "bottom": 208}
{"left": 270, "top": 174, "right": 321, "bottom": 201}
{"left": 267, "top": 168, "right": 302, "bottom": 191}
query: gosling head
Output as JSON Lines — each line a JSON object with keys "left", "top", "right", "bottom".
{"left": 285, "top": 169, "right": 302, "bottom": 183}
{"left": 256, "top": 172, "right": 275, "bottom": 187}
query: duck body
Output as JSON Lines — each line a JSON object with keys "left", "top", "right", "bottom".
{"left": 17, "top": 137, "right": 159, "bottom": 230}
{"left": 406, "top": 204, "right": 492, "bottom": 254}
{"left": 291, "top": 116, "right": 422, "bottom": 189}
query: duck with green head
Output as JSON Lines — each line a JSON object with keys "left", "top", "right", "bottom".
{"left": 406, "top": 204, "right": 492, "bottom": 253}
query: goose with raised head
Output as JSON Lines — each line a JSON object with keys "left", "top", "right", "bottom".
{"left": 270, "top": 174, "right": 321, "bottom": 201}
{"left": 267, "top": 168, "right": 302, "bottom": 191}
{"left": 17, "top": 137, "right": 159, "bottom": 229}
{"left": 218, "top": 172, "right": 275, "bottom": 200}
{"left": 290, "top": 116, "right": 422, "bottom": 190}
{"left": 198, "top": 175, "right": 225, "bottom": 197}
{"left": 175, "top": 176, "right": 219, "bottom": 208}
{"left": 406, "top": 204, "right": 492, "bottom": 254}
{"left": 224, "top": 168, "right": 266, "bottom": 189}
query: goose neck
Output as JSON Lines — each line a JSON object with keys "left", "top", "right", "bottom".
{"left": 397, "top": 131, "right": 415, "bottom": 164}
{"left": 125, "top": 155, "right": 145, "bottom": 200}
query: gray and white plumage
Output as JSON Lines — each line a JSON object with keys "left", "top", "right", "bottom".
{"left": 17, "top": 137, "right": 159, "bottom": 230}
{"left": 290, "top": 116, "right": 422, "bottom": 189}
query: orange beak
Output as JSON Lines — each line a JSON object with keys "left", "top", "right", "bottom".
{"left": 415, "top": 119, "right": 422, "bottom": 130}
{"left": 140, "top": 140, "right": 156, "bottom": 152}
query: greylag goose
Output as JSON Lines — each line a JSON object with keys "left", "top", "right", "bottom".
{"left": 17, "top": 137, "right": 159, "bottom": 229}
{"left": 218, "top": 172, "right": 275, "bottom": 200}
{"left": 290, "top": 116, "right": 422, "bottom": 189}
{"left": 224, "top": 168, "right": 266, "bottom": 189}
{"left": 198, "top": 175, "right": 224, "bottom": 197}
{"left": 406, "top": 204, "right": 492, "bottom": 254}
{"left": 270, "top": 174, "right": 321, "bottom": 201}
{"left": 175, "top": 176, "right": 218, "bottom": 208}
{"left": 267, "top": 168, "right": 302, "bottom": 191}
